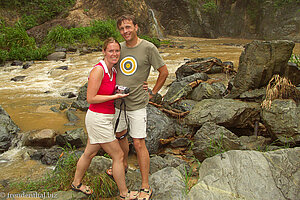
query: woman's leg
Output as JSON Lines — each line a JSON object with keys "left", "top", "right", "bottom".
{"left": 72, "top": 139, "right": 101, "bottom": 191}
{"left": 101, "top": 139, "right": 129, "bottom": 197}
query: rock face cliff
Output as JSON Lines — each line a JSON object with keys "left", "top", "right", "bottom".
{"left": 2, "top": 0, "right": 299, "bottom": 41}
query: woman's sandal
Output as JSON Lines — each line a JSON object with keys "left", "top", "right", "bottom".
{"left": 106, "top": 166, "right": 128, "bottom": 178}
{"left": 120, "top": 190, "right": 139, "bottom": 200}
{"left": 71, "top": 183, "right": 93, "bottom": 195}
{"left": 137, "top": 188, "right": 153, "bottom": 200}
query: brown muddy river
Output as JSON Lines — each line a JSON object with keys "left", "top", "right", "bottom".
{"left": 0, "top": 36, "right": 299, "bottom": 198}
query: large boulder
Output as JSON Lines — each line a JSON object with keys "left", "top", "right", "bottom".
{"left": 227, "top": 40, "right": 295, "bottom": 98}
{"left": 192, "top": 122, "right": 242, "bottom": 161}
{"left": 185, "top": 99, "right": 260, "bottom": 129}
{"left": 146, "top": 104, "right": 175, "bottom": 154}
{"left": 261, "top": 99, "right": 300, "bottom": 144}
{"left": 188, "top": 148, "right": 300, "bottom": 200}
{"left": 0, "top": 105, "right": 20, "bottom": 153}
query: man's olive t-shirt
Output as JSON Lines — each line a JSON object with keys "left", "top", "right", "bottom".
{"left": 115, "top": 39, "right": 165, "bottom": 111}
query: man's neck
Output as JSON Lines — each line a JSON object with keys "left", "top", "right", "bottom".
{"left": 126, "top": 37, "right": 141, "bottom": 48}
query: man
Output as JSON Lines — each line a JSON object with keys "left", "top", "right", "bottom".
{"left": 109, "top": 14, "right": 168, "bottom": 200}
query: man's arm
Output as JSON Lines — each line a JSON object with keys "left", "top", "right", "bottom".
{"left": 149, "top": 65, "right": 169, "bottom": 98}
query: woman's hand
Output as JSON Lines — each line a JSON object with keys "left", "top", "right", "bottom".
{"left": 143, "top": 81, "right": 148, "bottom": 91}
{"left": 115, "top": 93, "right": 129, "bottom": 99}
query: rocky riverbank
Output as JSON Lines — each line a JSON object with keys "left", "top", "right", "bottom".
{"left": 1, "top": 39, "right": 300, "bottom": 200}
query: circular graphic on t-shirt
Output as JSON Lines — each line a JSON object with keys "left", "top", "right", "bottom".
{"left": 120, "top": 56, "right": 137, "bottom": 76}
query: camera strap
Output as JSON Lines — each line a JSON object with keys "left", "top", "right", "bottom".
{"left": 114, "top": 99, "right": 130, "bottom": 136}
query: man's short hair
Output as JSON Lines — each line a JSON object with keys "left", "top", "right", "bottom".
{"left": 117, "top": 14, "right": 137, "bottom": 28}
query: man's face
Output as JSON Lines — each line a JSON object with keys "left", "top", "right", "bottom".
{"left": 118, "top": 19, "right": 138, "bottom": 42}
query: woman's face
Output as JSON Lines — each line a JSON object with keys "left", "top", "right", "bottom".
{"left": 103, "top": 42, "right": 121, "bottom": 65}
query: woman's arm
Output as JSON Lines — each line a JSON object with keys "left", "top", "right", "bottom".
{"left": 86, "top": 67, "right": 128, "bottom": 104}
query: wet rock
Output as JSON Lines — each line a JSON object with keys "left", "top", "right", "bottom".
{"left": 0, "top": 105, "right": 20, "bottom": 153}
{"left": 11, "top": 60, "right": 23, "bottom": 66}
{"left": 227, "top": 40, "right": 295, "bottom": 98}
{"left": 71, "top": 83, "right": 89, "bottom": 111}
{"left": 56, "top": 66, "right": 68, "bottom": 70}
{"left": 285, "top": 62, "right": 300, "bottom": 86}
{"left": 11, "top": 76, "right": 26, "bottom": 82}
{"left": 261, "top": 99, "right": 300, "bottom": 144}
{"left": 31, "top": 146, "right": 64, "bottom": 165}
{"left": 66, "top": 109, "right": 79, "bottom": 122}
{"left": 185, "top": 99, "right": 260, "bottom": 129}
{"left": 47, "top": 52, "right": 66, "bottom": 61}
{"left": 24, "top": 129, "right": 56, "bottom": 147}
{"left": 192, "top": 122, "right": 242, "bottom": 161}
{"left": 150, "top": 167, "right": 186, "bottom": 200}
{"left": 146, "top": 104, "right": 175, "bottom": 154}
{"left": 188, "top": 148, "right": 300, "bottom": 200}
{"left": 59, "top": 102, "right": 69, "bottom": 110}
{"left": 22, "top": 63, "right": 32, "bottom": 69}
{"left": 56, "top": 128, "right": 87, "bottom": 148}
{"left": 50, "top": 107, "right": 60, "bottom": 113}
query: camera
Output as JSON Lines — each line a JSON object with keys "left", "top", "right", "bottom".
{"left": 115, "top": 85, "right": 130, "bottom": 94}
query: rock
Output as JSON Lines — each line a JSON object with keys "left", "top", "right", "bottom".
{"left": 0, "top": 105, "right": 19, "bottom": 153}
{"left": 261, "top": 99, "right": 300, "bottom": 144}
{"left": 227, "top": 40, "right": 295, "bottom": 98}
{"left": 171, "top": 99, "right": 197, "bottom": 112}
{"left": 175, "top": 57, "right": 222, "bottom": 80}
{"left": 59, "top": 102, "right": 69, "bottom": 110}
{"left": 188, "top": 148, "right": 300, "bottom": 200}
{"left": 10, "top": 76, "right": 26, "bottom": 81}
{"left": 170, "top": 137, "right": 190, "bottom": 148}
{"left": 56, "top": 66, "right": 68, "bottom": 70}
{"left": 146, "top": 105, "right": 175, "bottom": 154}
{"left": 66, "top": 109, "right": 79, "bottom": 122}
{"left": 185, "top": 99, "right": 260, "bottom": 129}
{"left": 192, "top": 122, "right": 242, "bottom": 161}
{"left": 11, "top": 60, "right": 23, "bottom": 66}
{"left": 163, "top": 73, "right": 209, "bottom": 104}
{"left": 47, "top": 52, "right": 66, "bottom": 61}
{"left": 24, "top": 129, "right": 56, "bottom": 147}
{"left": 189, "top": 82, "right": 226, "bottom": 101}
{"left": 22, "top": 63, "right": 32, "bottom": 69}
{"left": 50, "top": 107, "right": 60, "bottom": 113}
{"left": 56, "top": 128, "right": 87, "bottom": 148}
{"left": 239, "top": 135, "right": 271, "bottom": 151}
{"left": 87, "top": 156, "right": 112, "bottom": 175}
{"left": 149, "top": 167, "right": 186, "bottom": 200}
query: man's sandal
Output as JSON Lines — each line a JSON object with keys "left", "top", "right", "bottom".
{"left": 120, "top": 190, "right": 139, "bottom": 200}
{"left": 106, "top": 166, "right": 128, "bottom": 178}
{"left": 71, "top": 183, "right": 93, "bottom": 195}
{"left": 137, "top": 188, "right": 153, "bottom": 200}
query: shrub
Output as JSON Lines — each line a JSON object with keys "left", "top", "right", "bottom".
{"left": 140, "top": 35, "right": 161, "bottom": 48}
{"left": 0, "top": 49, "right": 9, "bottom": 63}
{"left": 45, "top": 25, "right": 74, "bottom": 45}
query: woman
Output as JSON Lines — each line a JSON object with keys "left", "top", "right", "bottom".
{"left": 71, "top": 37, "right": 139, "bottom": 200}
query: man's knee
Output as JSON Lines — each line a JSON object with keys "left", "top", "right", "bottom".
{"left": 133, "top": 138, "right": 146, "bottom": 151}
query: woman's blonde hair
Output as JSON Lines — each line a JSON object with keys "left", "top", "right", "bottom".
{"left": 103, "top": 37, "right": 120, "bottom": 51}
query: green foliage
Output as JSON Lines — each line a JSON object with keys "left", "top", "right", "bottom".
{"left": 140, "top": 35, "right": 161, "bottom": 48}
{"left": 0, "top": 21, "right": 52, "bottom": 62}
{"left": 19, "top": 14, "right": 38, "bottom": 30}
{"left": 273, "top": 0, "right": 300, "bottom": 8}
{"left": 289, "top": 54, "right": 300, "bottom": 66}
{"left": 11, "top": 143, "right": 118, "bottom": 199}
{"left": 202, "top": 0, "right": 218, "bottom": 13}
{"left": 205, "top": 133, "right": 228, "bottom": 158}
{"left": 1, "top": 0, "right": 76, "bottom": 27}
{"left": 45, "top": 25, "right": 74, "bottom": 45}
{"left": 181, "top": 165, "right": 194, "bottom": 195}
{"left": 90, "top": 19, "right": 121, "bottom": 40}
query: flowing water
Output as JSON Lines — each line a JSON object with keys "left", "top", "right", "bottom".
{"left": 0, "top": 36, "right": 299, "bottom": 197}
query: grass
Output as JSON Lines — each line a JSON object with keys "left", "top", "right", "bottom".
{"left": 10, "top": 144, "right": 118, "bottom": 199}
{"left": 289, "top": 54, "right": 300, "bottom": 66}
{"left": 205, "top": 133, "right": 228, "bottom": 158}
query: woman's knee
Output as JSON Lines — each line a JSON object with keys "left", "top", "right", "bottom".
{"left": 133, "top": 139, "right": 145, "bottom": 151}
{"left": 82, "top": 151, "right": 97, "bottom": 160}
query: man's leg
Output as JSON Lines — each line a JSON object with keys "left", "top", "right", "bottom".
{"left": 133, "top": 138, "right": 151, "bottom": 198}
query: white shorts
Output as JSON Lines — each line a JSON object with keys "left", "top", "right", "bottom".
{"left": 85, "top": 109, "right": 116, "bottom": 144}
{"left": 114, "top": 107, "right": 147, "bottom": 139}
